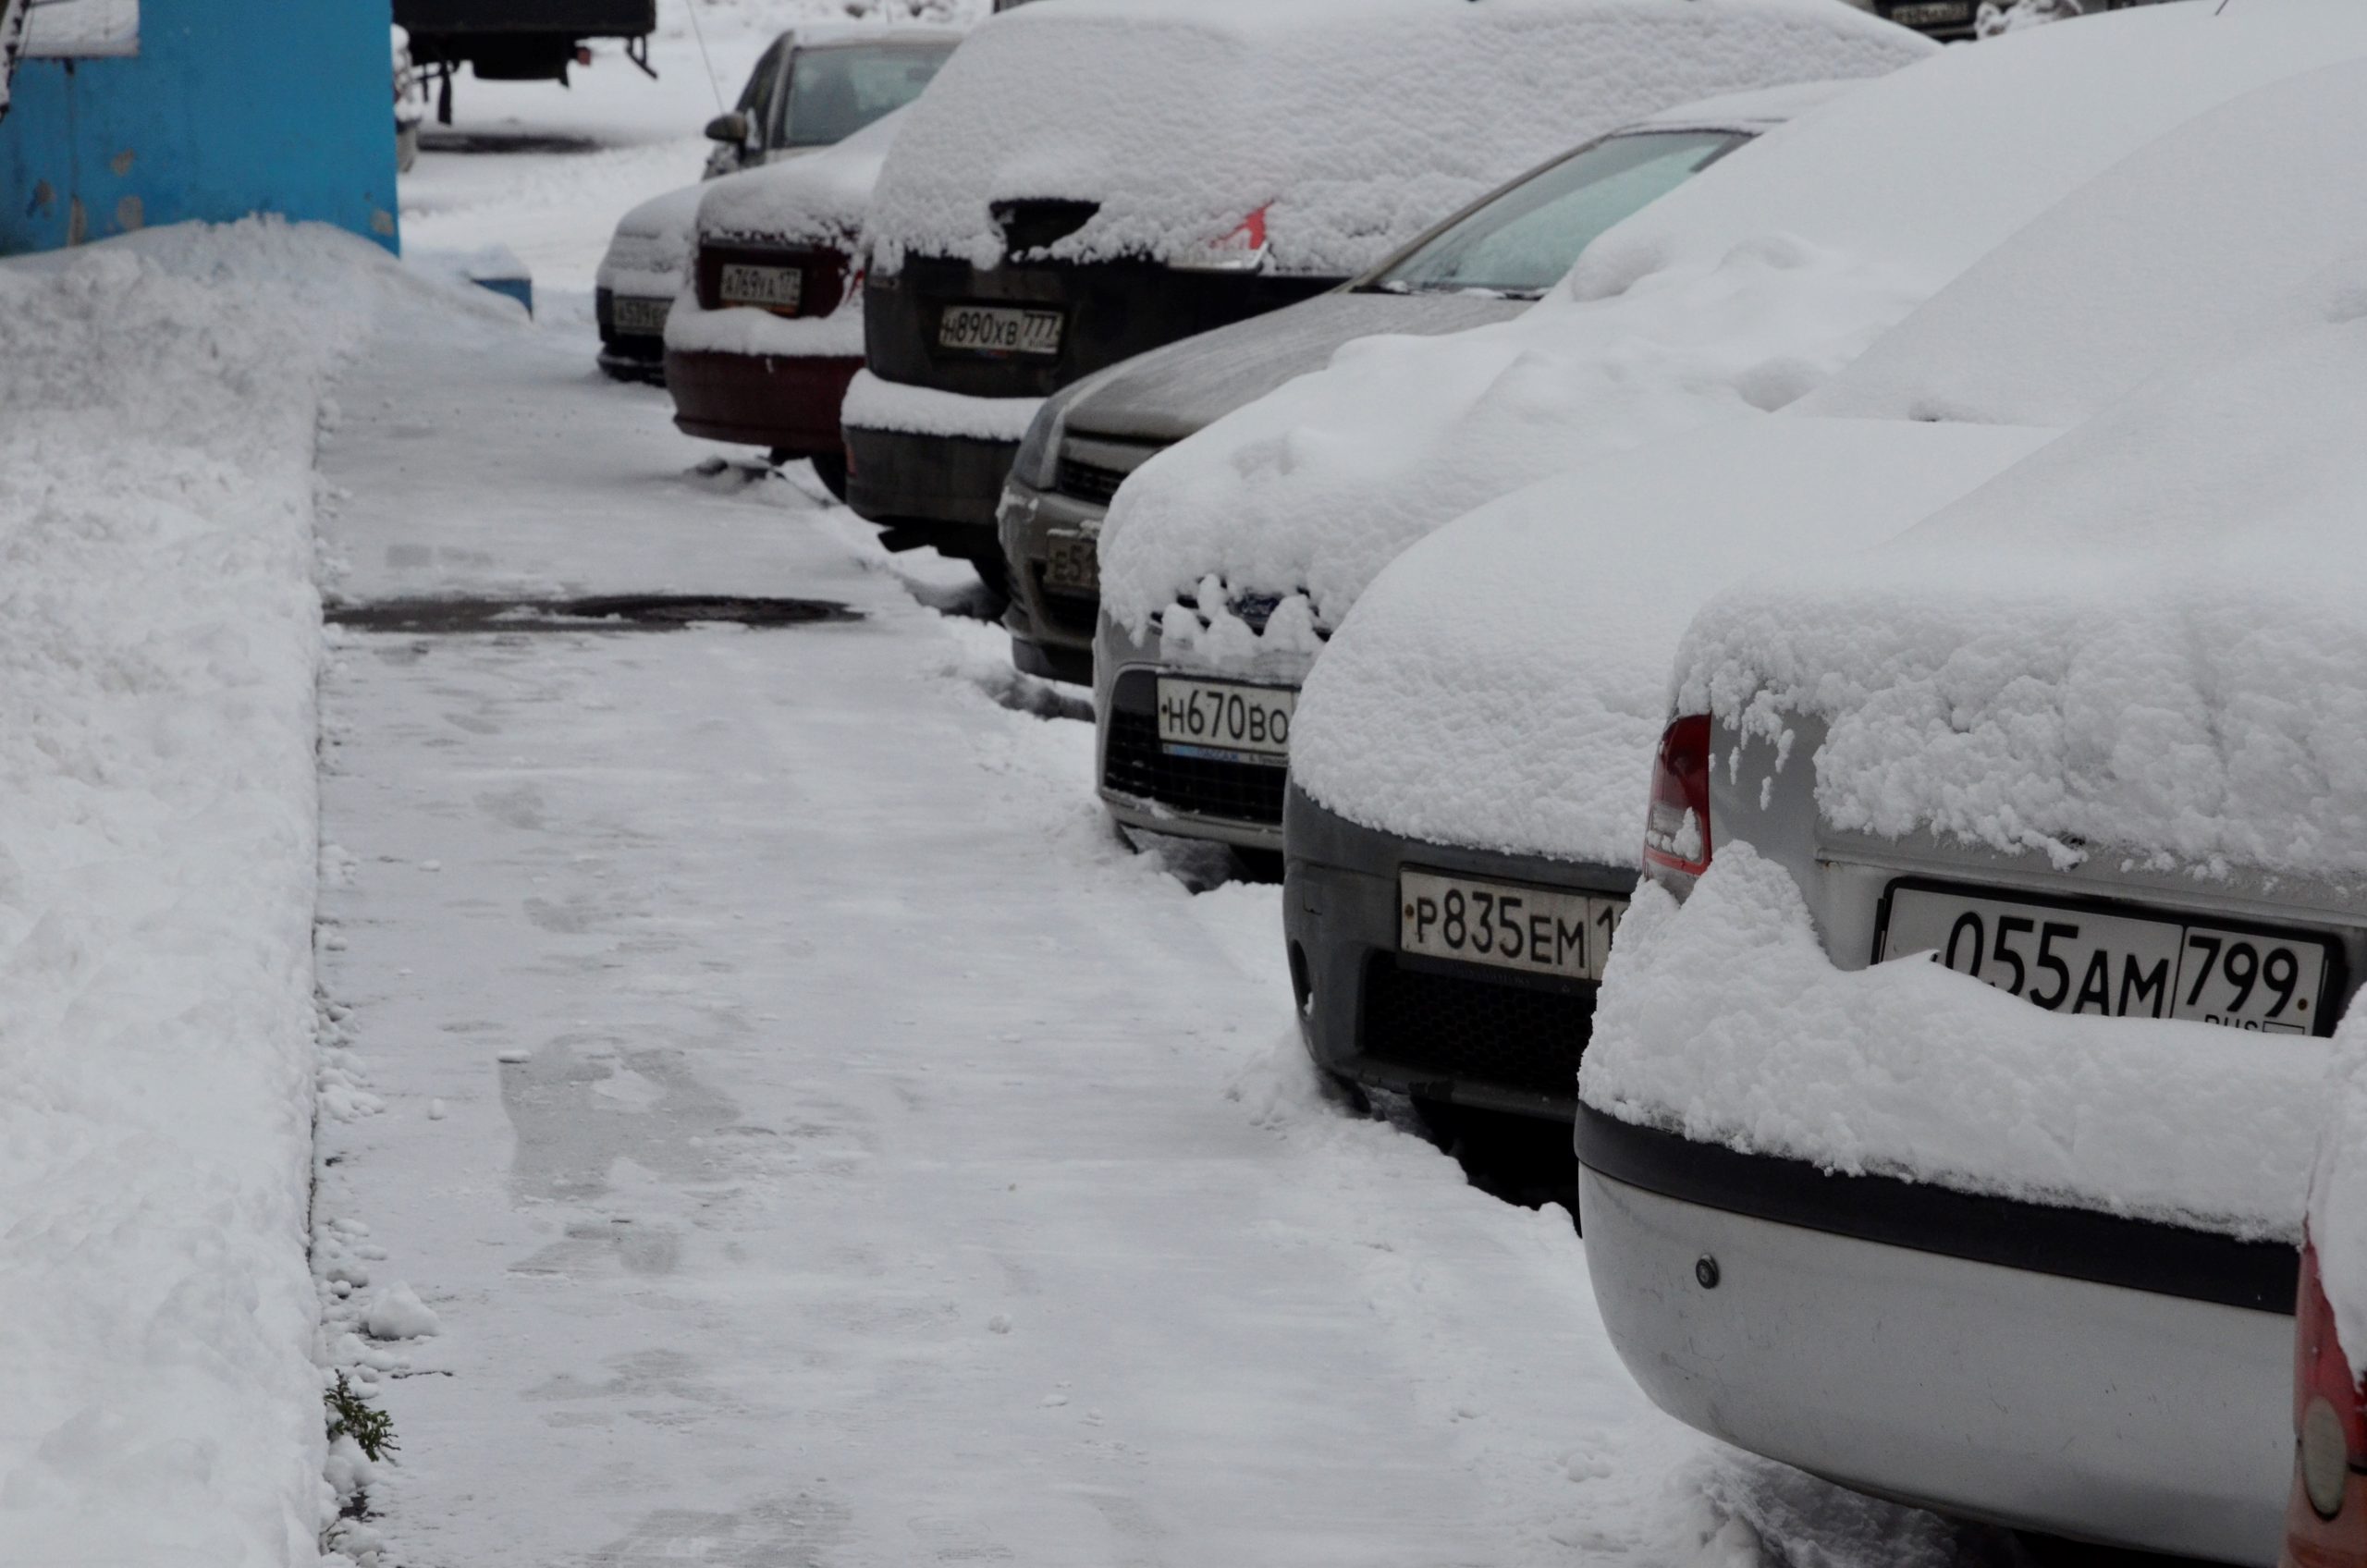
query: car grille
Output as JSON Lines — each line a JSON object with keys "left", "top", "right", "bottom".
{"left": 1360, "top": 956, "right": 1594, "bottom": 1103}
{"left": 1103, "top": 706, "right": 1286, "bottom": 827}
{"left": 1056, "top": 459, "right": 1128, "bottom": 507}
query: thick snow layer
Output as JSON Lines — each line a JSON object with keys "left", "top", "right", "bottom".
{"left": 1677, "top": 252, "right": 2367, "bottom": 882}
{"left": 1290, "top": 420, "right": 2053, "bottom": 864}
{"left": 2312, "top": 1027, "right": 2367, "bottom": 1379}
{"left": 1098, "top": 0, "right": 2367, "bottom": 643}
{"left": 595, "top": 181, "right": 707, "bottom": 302}
{"left": 842, "top": 366, "right": 1042, "bottom": 441}
{"left": 0, "top": 222, "right": 388, "bottom": 1564}
{"left": 866, "top": 0, "right": 1929, "bottom": 278}
{"left": 1585, "top": 846, "right": 2330, "bottom": 1241}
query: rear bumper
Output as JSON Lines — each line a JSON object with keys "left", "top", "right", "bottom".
{"left": 998, "top": 476, "right": 1102, "bottom": 687}
{"left": 842, "top": 421, "right": 1016, "bottom": 553}
{"left": 1577, "top": 1109, "right": 2295, "bottom": 1562}
{"left": 665, "top": 348, "right": 860, "bottom": 456}
{"left": 1093, "top": 616, "right": 1298, "bottom": 853}
{"left": 1282, "top": 786, "right": 1629, "bottom": 1120}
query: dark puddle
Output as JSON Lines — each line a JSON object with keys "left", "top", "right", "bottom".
{"left": 326, "top": 594, "right": 860, "bottom": 634}
{"left": 417, "top": 131, "right": 606, "bottom": 156}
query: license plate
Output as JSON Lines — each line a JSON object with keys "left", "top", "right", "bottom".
{"left": 1154, "top": 678, "right": 1293, "bottom": 764}
{"left": 1890, "top": 1, "right": 1968, "bottom": 23}
{"left": 612, "top": 295, "right": 670, "bottom": 335}
{"left": 1043, "top": 533, "right": 1098, "bottom": 594}
{"left": 1400, "top": 870, "right": 1625, "bottom": 983}
{"left": 719, "top": 263, "right": 803, "bottom": 313}
{"left": 939, "top": 303, "right": 1063, "bottom": 357}
{"left": 1880, "top": 885, "right": 2334, "bottom": 1034}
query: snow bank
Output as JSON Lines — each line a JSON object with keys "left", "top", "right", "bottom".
{"left": 0, "top": 222, "right": 385, "bottom": 1564}
{"left": 841, "top": 368, "right": 1042, "bottom": 441}
{"left": 1098, "top": 0, "right": 2367, "bottom": 644}
{"left": 867, "top": 0, "right": 1930, "bottom": 279}
{"left": 1678, "top": 250, "right": 2367, "bottom": 884}
{"left": 1291, "top": 419, "right": 2052, "bottom": 864}
{"left": 1586, "top": 846, "right": 2330, "bottom": 1241}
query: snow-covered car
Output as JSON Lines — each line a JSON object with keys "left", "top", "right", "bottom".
{"left": 993, "top": 82, "right": 1855, "bottom": 689}
{"left": 842, "top": 0, "right": 1931, "bottom": 594}
{"left": 1576, "top": 52, "right": 2367, "bottom": 1561}
{"left": 593, "top": 26, "right": 958, "bottom": 383}
{"left": 1279, "top": 12, "right": 2367, "bottom": 1124}
{"left": 394, "top": 25, "right": 427, "bottom": 174}
{"left": 2293, "top": 1048, "right": 2367, "bottom": 1560}
{"left": 1093, "top": 0, "right": 2352, "bottom": 862}
{"left": 663, "top": 105, "right": 913, "bottom": 497}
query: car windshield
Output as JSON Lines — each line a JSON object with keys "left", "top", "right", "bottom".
{"left": 776, "top": 42, "right": 954, "bottom": 148}
{"left": 1367, "top": 129, "right": 1745, "bottom": 299}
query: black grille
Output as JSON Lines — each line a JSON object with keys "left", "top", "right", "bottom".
{"left": 1057, "top": 459, "right": 1128, "bottom": 507}
{"left": 1104, "top": 707, "right": 1286, "bottom": 827}
{"left": 1361, "top": 956, "right": 1595, "bottom": 1102}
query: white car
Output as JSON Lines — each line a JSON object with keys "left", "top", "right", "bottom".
{"left": 1090, "top": 0, "right": 2356, "bottom": 863}
{"left": 1278, "top": 9, "right": 2367, "bottom": 1129}
{"left": 594, "top": 25, "right": 959, "bottom": 383}
{"left": 1578, "top": 48, "right": 2367, "bottom": 1562}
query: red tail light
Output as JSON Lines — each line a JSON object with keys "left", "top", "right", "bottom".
{"left": 1642, "top": 714, "right": 1713, "bottom": 888}
{"left": 2293, "top": 1239, "right": 2367, "bottom": 1549}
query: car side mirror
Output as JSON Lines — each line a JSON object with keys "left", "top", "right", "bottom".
{"left": 704, "top": 111, "right": 751, "bottom": 146}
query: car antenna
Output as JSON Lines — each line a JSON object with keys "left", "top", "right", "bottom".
{"left": 681, "top": 0, "right": 728, "bottom": 114}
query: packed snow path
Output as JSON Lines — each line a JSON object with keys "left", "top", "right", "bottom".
{"left": 305, "top": 283, "right": 1989, "bottom": 1567}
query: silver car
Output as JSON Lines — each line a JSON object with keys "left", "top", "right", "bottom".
{"left": 995, "top": 89, "right": 1826, "bottom": 687}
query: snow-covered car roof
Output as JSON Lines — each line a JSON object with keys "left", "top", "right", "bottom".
{"left": 1293, "top": 417, "right": 2053, "bottom": 867}
{"left": 1095, "top": 0, "right": 2367, "bottom": 646}
{"left": 865, "top": 0, "right": 1932, "bottom": 279}
{"left": 776, "top": 22, "right": 966, "bottom": 51}
{"left": 693, "top": 103, "right": 910, "bottom": 251}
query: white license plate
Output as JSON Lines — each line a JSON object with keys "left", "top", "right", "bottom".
{"left": 1155, "top": 678, "right": 1293, "bottom": 763}
{"left": 719, "top": 263, "right": 803, "bottom": 313}
{"left": 939, "top": 303, "right": 1063, "bottom": 357}
{"left": 612, "top": 295, "right": 670, "bottom": 335}
{"left": 1890, "top": 1, "right": 1968, "bottom": 23}
{"left": 1880, "top": 885, "right": 2333, "bottom": 1034}
{"left": 1400, "top": 870, "right": 1625, "bottom": 983}
{"left": 1043, "top": 533, "right": 1098, "bottom": 594}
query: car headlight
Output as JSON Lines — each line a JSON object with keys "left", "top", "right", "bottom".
{"left": 1010, "top": 396, "right": 1064, "bottom": 492}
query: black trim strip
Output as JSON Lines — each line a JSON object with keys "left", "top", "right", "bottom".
{"left": 1576, "top": 1104, "right": 2297, "bottom": 1316}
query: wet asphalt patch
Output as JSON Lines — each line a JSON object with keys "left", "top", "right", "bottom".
{"left": 326, "top": 594, "right": 861, "bottom": 634}
{"left": 416, "top": 131, "right": 607, "bottom": 156}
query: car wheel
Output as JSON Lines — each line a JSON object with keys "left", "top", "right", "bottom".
{"left": 806, "top": 450, "right": 849, "bottom": 502}
{"left": 396, "top": 121, "right": 420, "bottom": 174}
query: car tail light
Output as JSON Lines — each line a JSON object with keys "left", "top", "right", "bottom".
{"left": 2294, "top": 1239, "right": 2367, "bottom": 1539}
{"left": 1641, "top": 714, "right": 1713, "bottom": 888}
{"left": 1174, "top": 203, "right": 1270, "bottom": 274}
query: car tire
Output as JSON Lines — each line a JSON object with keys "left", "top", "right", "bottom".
{"left": 806, "top": 450, "right": 850, "bottom": 503}
{"left": 396, "top": 121, "right": 421, "bottom": 174}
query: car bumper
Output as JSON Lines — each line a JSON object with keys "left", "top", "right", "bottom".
{"left": 998, "top": 476, "right": 1102, "bottom": 687}
{"left": 842, "top": 421, "right": 1017, "bottom": 554}
{"left": 1093, "top": 614, "right": 1303, "bottom": 853}
{"left": 664, "top": 347, "right": 859, "bottom": 456}
{"left": 1577, "top": 1109, "right": 2295, "bottom": 1563}
{"left": 1282, "top": 786, "right": 1631, "bottom": 1120}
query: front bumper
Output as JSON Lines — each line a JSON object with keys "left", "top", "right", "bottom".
{"left": 843, "top": 422, "right": 1016, "bottom": 557}
{"left": 1282, "top": 786, "right": 1631, "bottom": 1120}
{"left": 664, "top": 347, "right": 861, "bottom": 456}
{"left": 1093, "top": 614, "right": 1303, "bottom": 853}
{"left": 1577, "top": 1109, "right": 2296, "bottom": 1562}
{"left": 997, "top": 476, "right": 1102, "bottom": 687}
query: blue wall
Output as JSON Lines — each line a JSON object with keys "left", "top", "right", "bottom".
{"left": 0, "top": 0, "right": 399, "bottom": 255}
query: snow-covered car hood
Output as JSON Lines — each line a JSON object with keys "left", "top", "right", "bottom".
{"left": 1291, "top": 417, "right": 2054, "bottom": 866}
{"left": 1058, "top": 290, "right": 1524, "bottom": 448}
{"left": 1096, "top": 0, "right": 2367, "bottom": 656}
{"left": 595, "top": 182, "right": 711, "bottom": 300}
{"left": 692, "top": 104, "right": 908, "bottom": 251}
{"left": 866, "top": 0, "right": 1930, "bottom": 279}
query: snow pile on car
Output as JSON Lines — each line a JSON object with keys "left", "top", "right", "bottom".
{"left": 0, "top": 221, "right": 387, "bottom": 1563}
{"left": 1098, "top": 0, "right": 2367, "bottom": 651}
{"left": 665, "top": 108, "right": 909, "bottom": 361}
{"left": 596, "top": 182, "right": 707, "bottom": 305}
{"left": 1290, "top": 419, "right": 2052, "bottom": 864}
{"left": 2312, "top": 1027, "right": 2367, "bottom": 1378}
{"left": 866, "top": 0, "right": 1932, "bottom": 280}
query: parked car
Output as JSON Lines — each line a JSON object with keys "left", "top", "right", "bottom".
{"left": 1092, "top": 0, "right": 2332, "bottom": 864}
{"left": 1279, "top": 11, "right": 2367, "bottom": 1125}
{"left": 394, "top": 26, "right": 427, "bottom": 173}
{"left": 664, "top": 105, "right": 914, "bottom": 496}
{"left": 993, "top": 80, "right": 1852, "bottom": 687}
{"left": 1577, "top": 49, "right": 2367, "bottom": 1561}
{"left": 842, "top": 0, "right": 1931, "bottom": 596}
{"left": 593, "top": 26, "right": 958, "bottom": 383}
{"left": 2291, "top": 1052, "right": 2367, "bottom": 1564}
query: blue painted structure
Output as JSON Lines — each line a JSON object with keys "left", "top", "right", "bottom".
{"left": 0, "top": 0, "right": 399, "bottom": 255}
